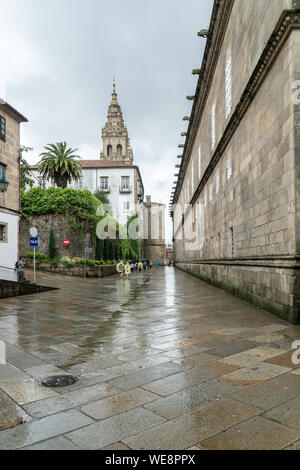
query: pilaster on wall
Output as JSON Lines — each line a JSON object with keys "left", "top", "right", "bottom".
{"left": 293, "top": 29, "right": 300, "bottom": 254}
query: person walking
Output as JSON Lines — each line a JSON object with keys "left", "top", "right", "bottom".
{"left": 124, "top": 261, "right": 131, "bottom": 280}
{"left": 116, "top": 260, "right": 124, "bottom": 279}
{"left": 138, "top": 260, "right": 143, "bottom": 272}
{"left": 16, "top": 257, "right": 25, "bottom": 282}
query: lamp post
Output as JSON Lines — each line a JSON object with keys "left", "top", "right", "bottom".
{"left": 0, "top": 177, "right": 9, "bottom": 193}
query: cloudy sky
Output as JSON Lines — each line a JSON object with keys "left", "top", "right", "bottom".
{"left": 1, "top": 0, "right": 213, "bottom": 242}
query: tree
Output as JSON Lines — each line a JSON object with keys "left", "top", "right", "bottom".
{"left": 20, "top": 146, "right": 35, "bottom": 190}
{"left": 49, "top": 228, "right": 56, "bottom": 259}
{"left": 96, "top": 238, "right": 103, "bottom": 260}
{"left": 38, "top": 142, "right": 82, "bottom": 189}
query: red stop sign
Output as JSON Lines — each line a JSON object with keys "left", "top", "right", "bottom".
{"left": 64, "top": 239, "right": 70, "bottom": 246}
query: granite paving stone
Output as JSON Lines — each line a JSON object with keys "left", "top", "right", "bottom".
{"left": 200, "top": 416, "right": 300, "bottom": 450}
{"left": 221, "top": 362, "right": 291, "bottom": 386}
{"left": 142, "top": 362, "right": 240, "bottom": 397}
{"left": 0, "top": 409, "right": 93, "bottom": 450}
{"left": 0, "top": 378, "right": 58, "bottom": 405}
{"left": 21, "top": 436, "right": 81, "bottom": 450}
{"left": 144, "top": 379, "right": 246, "bottom": 419}
{"left": 81, "top": 388, "right": 159, "bottom": 420}
{"left": 284, "top": 440, "right": 300, "bottom": 450}
{"left": 264, "top": 351, "right": 300, "bottom": 370}
{"left": 0, "top": 390, "right": 28, "bottom": 430}
{"left": 263, "top": 396, "right": 300, "bottom": 430}
{"left": 231, "top": 373, "right": 300, "bottom": 410}
{"left": 0, "top": 364, "right": 29, "bottom": 382}
{"left": 66, "top": 407, "right": 166, "bottom": 450}
{"left": 108, "top": 363, "right": 185, "bottom": 391}
{"left": 23, "top": 382, "right": 120, "bottom": 418}
{"left": 123, "top": 398, "right": 261, "bottom": 450}
{"left": 100, "top": 442, "right": 131, "bottom": 450}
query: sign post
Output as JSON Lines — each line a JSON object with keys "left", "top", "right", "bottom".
{"left": 29, "top": 228, "right": 39, "bottom": 284}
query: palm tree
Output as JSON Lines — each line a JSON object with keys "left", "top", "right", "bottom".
{"left": 38, "top": 142, "right": 82, "bottom": 189}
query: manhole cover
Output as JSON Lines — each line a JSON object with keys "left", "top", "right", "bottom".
{"left": 39, "top": 375, "right": 78, "bottom": 387}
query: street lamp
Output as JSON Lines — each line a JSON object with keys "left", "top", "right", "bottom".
{"left": 0, "top": 177, "right": 9, "bottom": 193}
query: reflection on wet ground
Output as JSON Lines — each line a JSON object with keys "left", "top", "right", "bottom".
{"left": 0, "top": 267, "right": 300, "bottom": 449}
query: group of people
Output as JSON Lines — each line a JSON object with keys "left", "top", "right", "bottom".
{"left": 116, "top": 260, "right": 152, "bottom": 279}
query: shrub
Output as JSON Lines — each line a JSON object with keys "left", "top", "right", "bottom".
{"left": 66, "top": 262, "right": 75, "bottom": 268}
{"left": 50, "top": 258, "right": 60, "bottom": 268}
{"left": 60, "top": 256, "right": 72, "bottom": 263}
{"left": 49, "top": 228, "right": 56, "bottom": 259}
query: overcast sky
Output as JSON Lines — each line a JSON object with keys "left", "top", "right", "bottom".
{"left": 1, "top": 0, "right": 213, "bottom": 242}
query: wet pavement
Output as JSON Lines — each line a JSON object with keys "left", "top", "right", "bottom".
{"left": 0, "top": 267, "right": 300, "bottom": 450}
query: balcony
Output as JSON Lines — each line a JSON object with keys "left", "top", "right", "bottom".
{"left": 119, "top": 185, "right": 132, "bottom": 194}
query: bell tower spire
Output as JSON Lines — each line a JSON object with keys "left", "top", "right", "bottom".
{"left": 100, "top": 82, "right": 133, "bottom": 163}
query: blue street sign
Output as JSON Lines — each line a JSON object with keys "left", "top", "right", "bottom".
{"left": 29, "top": 237, "right": 39, "bottom": 247}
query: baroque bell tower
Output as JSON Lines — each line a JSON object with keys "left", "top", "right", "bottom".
{"left": 100, "top": 81, "right": 133, "bottom": 163}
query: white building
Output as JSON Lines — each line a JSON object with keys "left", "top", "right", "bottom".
{"left": 30, "top": 85, "right": 144, "bottom": 226}
{"left": 0, "top": 99, "right": 27, "bottom": 281}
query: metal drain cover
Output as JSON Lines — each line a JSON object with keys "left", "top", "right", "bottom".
{"left": 39, "top": 375, "right": 78, "bottom": 387}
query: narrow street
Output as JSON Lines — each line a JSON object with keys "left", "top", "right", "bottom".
{"left": 0, "top": 267, "right": 300, "bottom": 450}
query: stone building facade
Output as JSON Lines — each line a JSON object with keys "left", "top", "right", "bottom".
{"left": 142, "top": 196, "right": 166, "bottom": 265}
{"left": 0, "top": 99, "right": 27, "bottom": 281}
{"left": 171, "top": 0, "right": 300, "bottom": 323}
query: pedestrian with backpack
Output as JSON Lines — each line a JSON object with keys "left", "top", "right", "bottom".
{"left": 15, "top": 257, "right": 25, "bottom": 282}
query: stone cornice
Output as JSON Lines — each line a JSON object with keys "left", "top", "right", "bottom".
{"left": 172, "top": 7, "right": 300, "bottom": 209}
{"left": 172, "top": 0, "right": 234, "bottom": 207}
{"left": 176, "top": 255, "right": 300, "bottom": 270}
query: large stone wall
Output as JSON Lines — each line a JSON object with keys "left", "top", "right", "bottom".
{"left": 173, "top": 2, "right": 300, "bottom": 323}
{"left": 20, "top": 214, "right": 95, "bottom": 259}
{"left": 24, "top": 259, "right": 117, "bottom": 278}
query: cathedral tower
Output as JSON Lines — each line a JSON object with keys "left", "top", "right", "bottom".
{"left": 100, "top": 83, "right": 133, "bottom": 163}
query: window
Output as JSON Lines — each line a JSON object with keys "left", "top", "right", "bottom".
{"left": 78, "top": 177, "right": 83, "bottom": 190}
{"left": 204, "top": 191, "right": 207, "bottom": 208}
{"left": 38, "top": 176, "right": 46, "bottom": 188}
{"left": 198, "top": 146, "right": 201, "bottom": 179}
{"left": 124, "top": 201, "right": 130, "bottom": 212}
{"left": 107, "top": 145, "right": 112, "bottom": 157}
{"left": 0, "top": 116, "right": 6, "bottom": 142}
{"left": 121, "top": 176, "right": 130, "bottom": 190}
{"left": 211, "top": 104, "right": 216, "bottom": 150}
{"left": 225, "top": 55, "right": 232, "bottom": 119}
{"left": 216, "top": 173, "right": 220, "bottom": 194}
{"left": 227, "top": 155, "right": 232, "bottom": 180}
{"left": 117, "top": 144, "right": 122, "bottom": 157}
{"left": 100, "top": 177, "right": 109, "bottom": 190}
{"left": 0, "top": 224, "right": 7, "bottom": 242}
{"left": 209, "top": 184, "right": 213, "bottom": 201}
{"left": 0, "top": 163, "right": 6, "bottom": 179}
